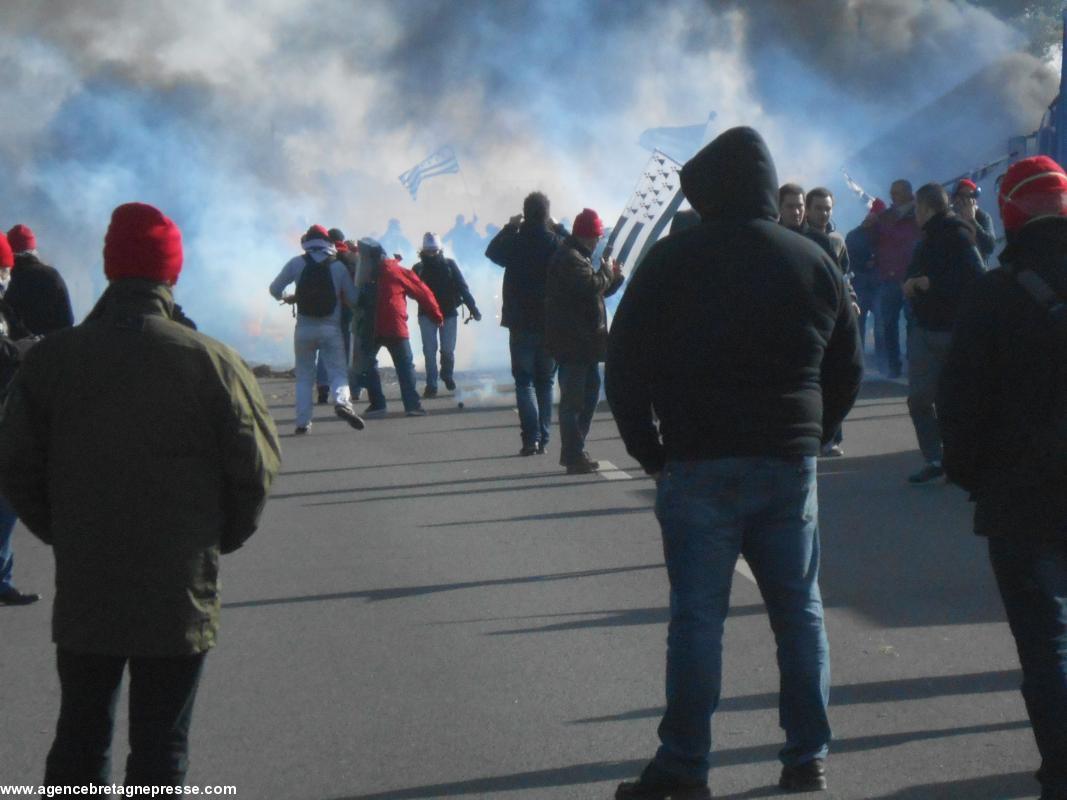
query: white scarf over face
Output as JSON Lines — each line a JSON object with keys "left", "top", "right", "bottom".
{"left": 302, "top": 237, "right": 337, "bottom": 262}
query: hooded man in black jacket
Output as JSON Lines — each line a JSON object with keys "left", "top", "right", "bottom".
{"left": 901, "top": 183, "right": 984, "bottom": 484}
{"left": 607, "top": 127, "right": 862, "bottom": 799}
{"left": 938, "top": 156, "right": 1067, "bottom": 800}
{"left": 486, "top": 192, "right": 567, "bottom": 455}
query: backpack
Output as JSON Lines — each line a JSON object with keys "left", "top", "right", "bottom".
{"left": 295, "top": 254, "right": 337, "bottom": 317}
{"left": 1015, "top": 269, "right": 1067, "bottom": 483}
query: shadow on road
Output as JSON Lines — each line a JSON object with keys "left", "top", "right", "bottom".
{"left": 425, "top": 504, "right": 653, "bottom": 528}
{"left": 224, "top": 563, "right": 663, "bottom": 609}
{"left": 568, "top": 668, "right": 1021, "bottom": 724}
{"left": 485, "top": 602, "right": 765, "bottom": 636}
{"left": 327, "top": 720, "right": 1030, "bottom": 799}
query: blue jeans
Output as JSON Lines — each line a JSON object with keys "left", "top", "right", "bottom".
{"left": 652, "top": 457, "right": 831, "bottom": 783}
{"left": 557, "top": 362, "right": 601, "bottom": 465}
{"left": 0, "top": 493, "right": 17, "bottom": 592}
{"left": 988, "top": 536, "right": 1067, "bottom": 798}
{"left": 509, "top": 329, "right": 556, "bottom": 448}
{"left": 352, "top": 337, "right": 422, "bottom": 412}
{"left": 419, "top": 314, "right": 458, "bottom": 392}
{"left": 877, "top": 281, "right": 905, "bottom": 376}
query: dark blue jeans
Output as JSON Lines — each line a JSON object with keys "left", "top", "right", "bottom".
{"left": 508, "top": 329, "right": 556, "bottom": 448}
{"left": 988, "top": 536, "right": 1067, "bottom": 798}
{"left": 557, "top": 362, "right": 601, "bottom": 465}
{"left": 44, "top": 649, "right": 207, "bottom": 787}
{"left": 876, "top": 281, "right": 906, "bottom": 376}
{"left": 352, "top": 337, "right": 422, "bottom": 412}
{"left": 0, "top": 493, "right": 17, "bottom": 592}
{"left": 652, "top": 457, "right": 831, "bottom": 783}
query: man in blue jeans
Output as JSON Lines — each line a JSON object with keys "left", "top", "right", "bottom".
{"left": 607, "top": 127, "right": 862, "bottom": 798}
{"left": 939, "top": 155, "right": 1067, "bottom": 800}
{"left": 486, "top": 192, "right": 567, "bottom": 455}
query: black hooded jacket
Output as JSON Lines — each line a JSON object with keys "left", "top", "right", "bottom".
{"left": 938, "top": 217, "right": 1067, "bottom": 540}
{"left": 4, "top": 253, "right": 75, "bottom": 335}
{"left": 485, "top": 220, "right": 566, "bottom": 332}
{"left": 605, "top": 127, "right": 863, "bottom": 474}
{"left": 905, "top": 212, "right": 984, "bottom": 332}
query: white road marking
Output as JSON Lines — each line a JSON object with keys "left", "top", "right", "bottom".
{"left": 597, "top": 461, "right": 632, "bottom": 480}
{"left": 735, "top": 557, "right": 756, "bottom": 584}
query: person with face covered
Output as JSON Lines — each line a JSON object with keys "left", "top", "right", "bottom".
{"left": 608, "top": 127, "right": 862, "bottom": 798}
{"left": 412, "top": 232, "right": 481, "bottom": 398}
{"left": 951, "top": 179, "right": 997, "bottom": 264}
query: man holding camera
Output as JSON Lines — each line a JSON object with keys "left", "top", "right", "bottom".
{"left": 545, "top": 208, "right": 623, "bottom": 474}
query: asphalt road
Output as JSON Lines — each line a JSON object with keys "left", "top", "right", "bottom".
{"left": 0, "top": 373, "right": 1042, "bottom": 799}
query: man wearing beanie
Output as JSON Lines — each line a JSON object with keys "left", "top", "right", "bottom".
{"left": 939, "top": 155, "right": 1067, "bottom": 800}
{"left": 3, "top": 223, "right": 74, "bottom": 336}
{"left": 607, "top": 127, "right": 862, "bottom": 798}
{"left": 311, "top": 228, "right": 358, "bottom": 405}
{"left": 845, "top": 198, "right": 888, "bottom": 364}
{"left": 486, "top": 192, "right": 568, "bottom": 455}
{"left": 270, "top": 224, "right": 364, "bottom": 433}
{"left": 413, "top": 232, "right": 481, "bottom": 398}
{"left": 951, "top": 179, "right": 997, "bottom": 263}
{"left": 545, "top": 208, "right": 622, "bottom": 474}
{"left": 0, "top": 202, "right": 281, "bottom": 789}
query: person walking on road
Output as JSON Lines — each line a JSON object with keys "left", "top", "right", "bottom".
{"left": 545, "top": 208, "right": 623, "bottom": 474}
{"left": 902, "top": 183, "right": 984, "bottom": 484}
{"left": 871, "top": 180, "right": 921, "bottom": 378}
{"left": 269, "top": 224, "right": 364, "bottom": 435}
{"left": 0, "top": 202, "right": 281, "bottom": 789}
{"left": 412, "top": 232, "right": 481, "bottom": 398}
{"left": 938, "top": 155, "right": 1067, "bottom": 800}
{"left": 486, "top": 192, "right": 567, "bottom": 456}
{"left": 607, "top": 126, "right": 863, "bottom": 799}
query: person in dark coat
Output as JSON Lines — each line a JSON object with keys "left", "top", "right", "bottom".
{"left": 0, "top": 203, "right": 281, "bottom": 789}
{"left": 938, "top": 155, "right": 1067, "bottom": 800}
{"left": 845, "top": 198, "right": 887, "bottom": 362}
{"left": 952, "top": 179, "right": 997, "bottom": 264}
{"left": 544, "top": 208, "right": 623, "bottom": 474}
{"left": 902, "top": 183, "right": 985, "bottom": 484}
{"left": 486, "top": 192, "right": 567, "bottom": 455}
{"left": 3, "top": 224, "right": 75, "bottom": 336}
{"left": 413, "top": 232, "right": 481, "bottom": 397}
{"left": 607, "top": 126, "right": 862, "bottom": 799}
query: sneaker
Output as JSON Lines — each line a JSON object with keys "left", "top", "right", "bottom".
{"left": 581, "top": 451, "right": 601, "bottom": 470}
{"left": 364, "top": 405, "right": 387, "bottom": 418}
{"left": 294, "top": 425, "right": 310, "bottom": 435}
{"left": 820, "top": 444, "right": 844, "bottom": 458}
{"left": 334, "top": 404, "right": 365, "bottom": 431}
{"left": 405, "top": 407, "right": 429, "bottom": 417}
{"left": 316, "top": 385, "right": 329, "bottom": 405}
{"left": 0, "top": 587, "right": 41, "bottom": 606}
{"left": 908, "top": 463, "right": 945, "bottom": 484}
{"left": 519, "top": 445, "right": 538, "bottom": 457}
{"left": 443, "top": 377, "right": 456, "bottom": 391}
{"left": 536, "top": 443, "right": 547, "bottom": 455}
{"left": 422, "top": 386, "right": 438, "bottom": 399}
{"left": 616, "top": 764, "right": 711, "bottom": 800}
{"left": 779, "top": 758, "right": 826, "bottom": 792}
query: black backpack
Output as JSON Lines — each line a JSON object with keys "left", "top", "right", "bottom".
{"left": 1015, "top": 269, "right": 1067, "bottom": 483}
{"left": 295, "top": 255, "right": 337, "bottom": 317}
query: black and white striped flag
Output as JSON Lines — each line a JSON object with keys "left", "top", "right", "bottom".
{"left": 399, "top": 145, "right": 460, "bottom": 200}
{"left": 606, "top": 150, "right": 685, "bottom": 273}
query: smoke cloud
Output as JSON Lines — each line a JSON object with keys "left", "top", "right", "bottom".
{"left": 0, "top": 0, "right": 1057, "bottom": 367}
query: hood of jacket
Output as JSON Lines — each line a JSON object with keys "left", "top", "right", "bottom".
{"left": 1000, "top": 216, "right": 1067, "bottom": 297}
{"left": 679, "top": 126, "right": 779, "bottom": 224}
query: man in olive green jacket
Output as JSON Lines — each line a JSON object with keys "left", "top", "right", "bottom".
{"left": 0, "top": 202, "right": 280, "bottom": 788}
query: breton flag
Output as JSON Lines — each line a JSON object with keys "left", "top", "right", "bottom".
{"left": 399, "top": 145, "right": 460, "bottom": 200}
{"left": 605, "top": 149, "right": 685, "bottom": 273}
{"left": 842, "top": 170, "right": 877, "bottom": 208}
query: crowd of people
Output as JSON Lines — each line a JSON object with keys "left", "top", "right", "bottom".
{"left": 0, "top": 125, "right": 1064, "bottom": 799}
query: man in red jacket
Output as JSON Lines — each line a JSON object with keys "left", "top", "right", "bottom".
{"left": 351, "top": 240, "right": 443, "bottom": 416}
{"left": 872, "top": 180, "right": 921, "bottom": 378}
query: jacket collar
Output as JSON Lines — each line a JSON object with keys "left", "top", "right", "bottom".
{"left": 84, "top": 279, "right": 178, "bottom": 325}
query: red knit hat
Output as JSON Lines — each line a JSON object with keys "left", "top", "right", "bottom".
{"left": 0, "top": 233, "right": 12, "bottom": 269}
{"left": 103, "top": 203, "right": 183, "bottom": 284}
{"left": 867, "top": 198, "right": 887, "bottom": 217}
{"left": 572, "top": 208, "right": 604, "bottom": 239}
{"left": 998, "top": 156, "right": 1067, "bottom": 233}
{"left": 7, "top": 224, "right": 36, "bottom": 253}
{"left": 955, "top": 178, "right": 978, "bottom": 197}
